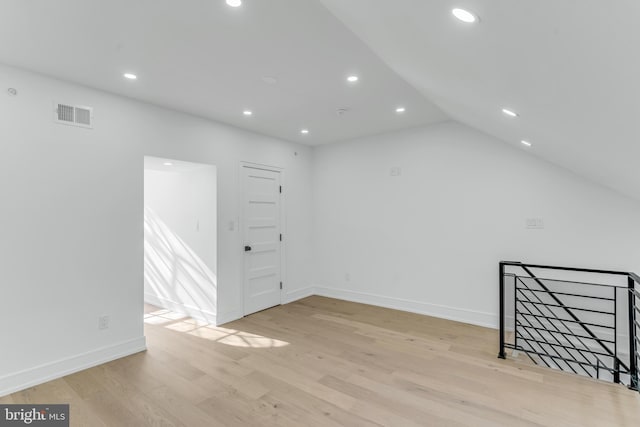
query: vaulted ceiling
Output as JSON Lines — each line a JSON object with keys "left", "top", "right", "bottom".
{"left": 0, "top": 0, "right": 445, "bottom": 144}
{"left": 320, "top": 0, "right": 640, "bottom": 200}
{"left": 1, "top": 0, "right": 638, "bottom": 200}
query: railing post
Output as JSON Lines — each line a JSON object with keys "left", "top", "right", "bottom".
{"left": 498, "top": 262, "right": 506, "bottom": 359}
{"left": 614, "top": 289, "right": 620, "bottom": 383}
{"left": 629, "top": 276, "right": 638, "bottom": 390}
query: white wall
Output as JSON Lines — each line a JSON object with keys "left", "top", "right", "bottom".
{"left": 144, "top": 160, "right": 218, "bottom": 323}
{"left": 312, "top": 122, "right": 640, "bottom": 328}
{"left": 3, "top": 61, "right": 640, "bottom": 396}
{"left": 0, "top": 63, "right": 314, "bottom": 395}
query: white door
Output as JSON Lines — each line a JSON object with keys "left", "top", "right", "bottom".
{"left": 242, "top": 166, "right": 282, "bottom": 315}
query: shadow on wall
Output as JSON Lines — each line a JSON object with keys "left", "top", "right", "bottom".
{"left": 144, "top": 207, "right": 217, "bottom": 322}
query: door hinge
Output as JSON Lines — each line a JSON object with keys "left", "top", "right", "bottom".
{"left": 280, "top": 233, "right": 282, "bottom": 241}
{"left": 279, "top": 185, "right": 282, "bottom": 193}
{"left": 280, "top": 281, "right": 283, "bottom": 290}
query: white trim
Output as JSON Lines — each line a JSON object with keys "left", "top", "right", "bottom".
{"left": 145, "top": 293, "right": 217, "bottom": 325}
{"left": 0, "top": 337, "right": 146, "bottom": 397}
{"left": 282, "top": 286, "right": 315, "bottom": 304}
{"left": 216, "top": 286, "right": 312, "bottom": 325}
{"left": 239, "top": 162, "right": 286, "bottom": 317}
{"left": 313, "top": 286, "right": 498, "bottom": 329}
{"left": 216, "top": 307, "right": 244, "bottom": 326}
{"left": 239, "top": 160, "right": 284, "bottom": 172}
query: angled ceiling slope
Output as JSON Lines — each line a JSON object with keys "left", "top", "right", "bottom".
{"left": 0, "top": 0, "right": 446, "bottom": 145}
{"left": 320, "top": 0, "right": 640, "bottom": 201}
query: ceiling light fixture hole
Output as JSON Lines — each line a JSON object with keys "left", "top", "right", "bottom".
{"left": 452, "top": 8, "right": 478, "bottom": 23}
{"left": 502, "top": 108, "right": 518, "bottom": 117}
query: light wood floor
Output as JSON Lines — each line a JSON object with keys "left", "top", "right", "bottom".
{"left": 2, "top": 296, "right": 639, "bottom": 426}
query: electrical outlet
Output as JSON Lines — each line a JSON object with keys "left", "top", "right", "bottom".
{"left": 526, "top": 218, "right": 544, "bottom": 229}
{"left": 98, "top": 315, "right": 110, "bottom": 330}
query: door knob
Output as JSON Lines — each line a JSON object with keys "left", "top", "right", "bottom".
{"left": 244, "top": 245, "right": 252, "bottom": 252}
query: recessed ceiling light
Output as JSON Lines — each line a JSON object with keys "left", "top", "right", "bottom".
{"left": 396, "top": 107, "right": 406, "bottom": 113}
{"left": 502, "top": 108, "right": 518, "bottom": 117}
{"left": 452, "top": 8, "right": 478, "bottom": 23}
{"left": 123, "top": 73, "right": 137, "bottom": 80}
{"left": 226, "top": 0, "right": 242, "bottom": 7}
{"left": 521, "top": 140, "right": 532, "bottom": 147}
{"left": 300, "top": 129, "right": 309, "bottom": 134}
{"left": 163, "top": 162, "right": 173, "bottom": 166}
{"left": 243, "top": 110, "right": 252, "bottom": 116}
{"left": 347, "top": 75, "right": 359, "bottom": 83}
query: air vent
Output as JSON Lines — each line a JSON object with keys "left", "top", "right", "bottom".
{"left": 54, "top": 102, "right": 93, "bottom": 129}
{"left": 57, "top": 104, "right": 74, "bottom": 122}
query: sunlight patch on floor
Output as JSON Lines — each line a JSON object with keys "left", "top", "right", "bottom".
{"left": 144, "top": 308, "right": 289, "bottom": 348}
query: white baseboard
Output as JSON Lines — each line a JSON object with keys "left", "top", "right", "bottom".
{"left": 313, "top": 286, "right": 498, "bottom": 329}
{"left": 216, "top": 307, "right": 244, "bottom": 326}
{"left": 0, "top": 286, "right": 495, "bottom": 397}
{"left": 145, "top": 293, "right": 217, "bottom": 325}
{"left": 0, "top": 336, "right": 146, "bottom": 397}
{"left": 216, "top": 287, "right": 315, "bottom": 325}
{"left": 282, "top": 286, "right": 315, "bottom": 304}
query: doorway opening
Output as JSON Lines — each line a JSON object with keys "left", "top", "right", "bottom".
{"left": 143, "top": 156, "right": 217, "bottom": 324}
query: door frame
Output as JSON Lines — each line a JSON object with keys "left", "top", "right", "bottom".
{"left": 239, "top": 161, "right": 286, "bottom": 316}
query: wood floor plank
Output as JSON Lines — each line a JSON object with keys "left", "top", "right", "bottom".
{"left": 248, "top": 371, "right": 378, "bottom": 427}
{"left": 4, "top": 296, "right": 639, "bottom": 426}
{"left": 11, "top": 376, "right": 102, "bottom": 427}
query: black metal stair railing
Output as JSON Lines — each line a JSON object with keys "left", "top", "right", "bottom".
{"left": 629, "top": 273, "right": 639, "bottom": 390}
{"left": 515, "top": 276, "right": 619, "bottom": 380}
{"left": 498, "top": 261, "right": 639, "bottom": 391}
